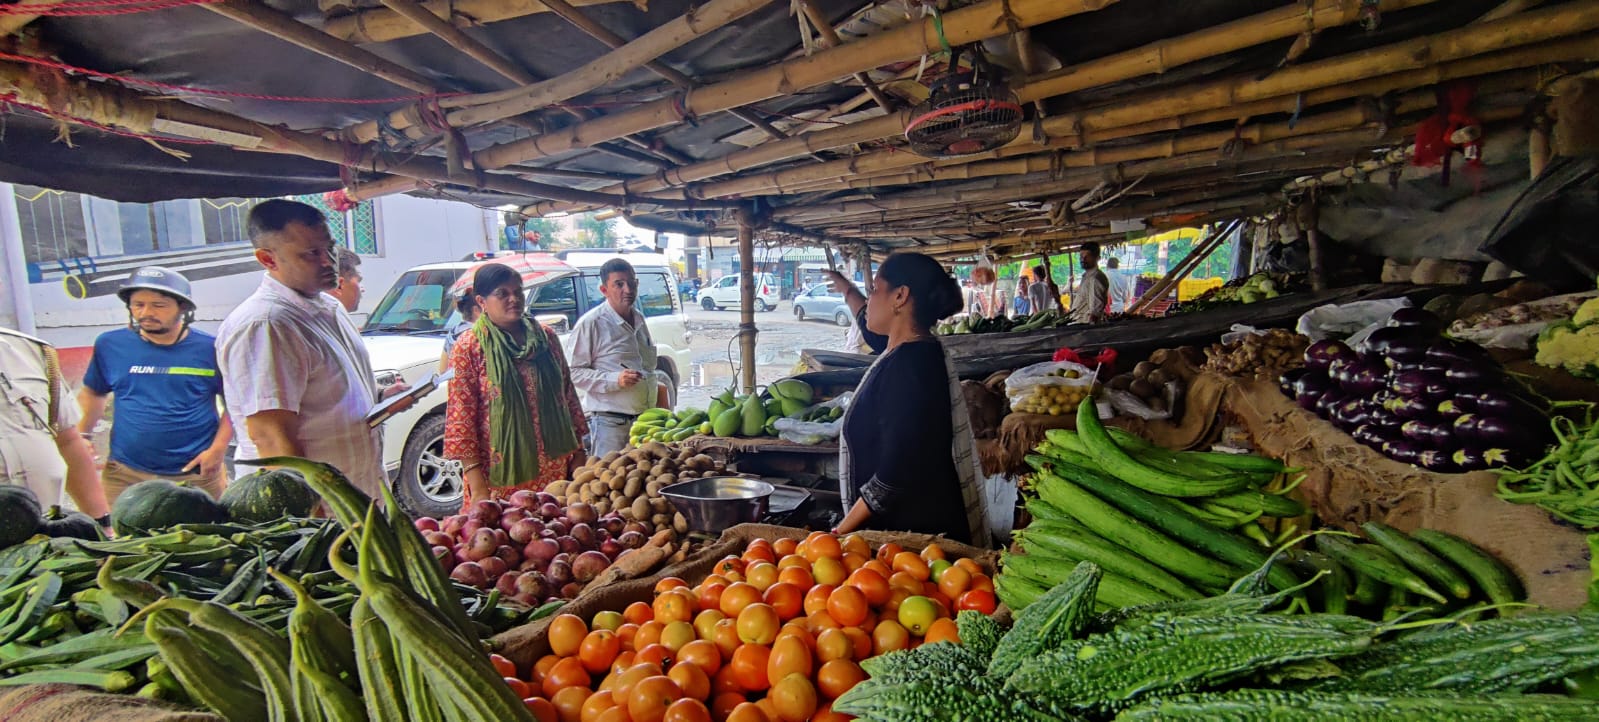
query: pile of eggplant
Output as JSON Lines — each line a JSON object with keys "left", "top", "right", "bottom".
{"left": 1280, "top": 307, "right": 1552, "bottom": 473}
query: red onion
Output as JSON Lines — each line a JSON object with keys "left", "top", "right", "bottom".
{"left": 494, "top": 544, "right": 522, "bottom": 568}
{"left": 509, "top": 519, "right": 544, "bottom": 545}
{"left": 569, "top": 523, "right": 596, "bottom": 548}
{"left": 499, "top": 507, "right": 527, "bottom": 532}
{"left": 599, "top": 538, "right": 624, "bottom": 560}
{"left": 617, "top": 531, "right": 646, "bottom": 550}
{"left": 495, "top": 571, "right": 522, "bottom": 597}
{"left": 423, "top": 531, "right": 453, "bottom": 548}
{"left": 478, "top": 556, "right": 508, "bottom": 579}
{"left": 431, "top": 546, "right": 454, "bottom": 574}
{"left": 465, "top": 528, "right": 498, "bottom": 562}
{"left": 547, "top": 559, "right": 573, "bottom": 587}
{"left": 441, "top": 515, "right": 469, "bottom": 536}
{"left": 523, "top": 538, "right": 559, "bottom": 566}
{"left": 546, "top": 520, "right": 568, "bottom": 536}
{"left": 450, "top": 561, "right": 488, "bottom": 588}
{"left": 535, "top": 492, "right": 559, "bottom": 507}
{"left": 509, "top": 490, "right": 540, "bottom": 510}
{"left": 560, "top": 582, "right": 583, "bottom": 599}
{"left": 414, "top": 517, "right": 440, "bottom": 533}
{"left": 567, "top": 503, "right": 598, "bottom": 526}
{"left": 467, "top": 500, "right": 501, "bottom": 527}
{"left": 556, "top": 535, "right": 581, "bottom": 556}
{"left": 622, "top": 521, "right": 650, "bottom": 537}
{"left": 516, "top": 571, "right": 549, "bottom": 600}
{"left": 572, "top": 550, "right": 610, "bottom": 582}
{"left": 600, "top": 517, "right": 625, "bottom": 536}
{"left": 538, "top": 502, "right": 563, "bottom": 520}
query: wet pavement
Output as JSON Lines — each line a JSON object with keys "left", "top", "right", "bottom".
{"left": 678, "top": 301, "right": 855, "bottom": 411}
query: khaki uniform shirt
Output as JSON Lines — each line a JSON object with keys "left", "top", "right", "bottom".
{"left": 0, "top": 328, "right": 78, "bottom": 506}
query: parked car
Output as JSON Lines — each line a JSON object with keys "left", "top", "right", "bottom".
{"left": 793, "top": 284, "right": 853, "bottom": 326}
{"left": 363, "top": 250, "right": 692, "bottom": 519}
{"left": 697, "top": 272, "right": 779, "bottom": 312}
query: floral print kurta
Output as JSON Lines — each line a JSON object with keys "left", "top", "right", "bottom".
{"left": 444, "top": 324, "right": 588, "bottom": 507}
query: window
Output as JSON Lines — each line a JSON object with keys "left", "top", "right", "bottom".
{"left": 638, "top": 273, "right": 675, "bottom": 318}
{"left": 293, "top": 194, "right": 379, "bottom": 255}
{"left": 528, "top": 277, "right": 580, "bottom": 325}
{"left": 364, "top": 269, "right": 462, "bottom": 333}
{"left": 717, "top": 276, "right": 736, "bottom": 289}
{"left": 12, "top": 185, "right": 88, "bottom": 265}
{"left": 199, "top": 198, "right": 257, "bottom": 246}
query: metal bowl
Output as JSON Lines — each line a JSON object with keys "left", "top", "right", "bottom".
{"left": 660, "top": 476, "right": 775, "bottom": 534}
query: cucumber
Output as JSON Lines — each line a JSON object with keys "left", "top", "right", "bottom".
{"left": 1208, "top": 489, "right": 1307, "bottom": 518}
{"left": 1408, "top": 529, "right": 1524, "bottom": 608}
{"left": 1315, "top": 535, "right": 1447, "bottom": 605}
{"left": 1360, "top": 522, "right": 1473, "bottom": 600}
{"left": 1074, "top": 398, "right": 1249, "bottom": 496}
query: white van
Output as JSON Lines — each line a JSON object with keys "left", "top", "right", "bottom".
{"left": 362, "top": 250, "right": 691, "bottom": 518}
{"left": 697, "top": 272, "right": 780, "bottom": 312}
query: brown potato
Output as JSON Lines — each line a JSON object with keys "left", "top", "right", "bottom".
{"left": 645, "top": 480, "right": 664, "bottom": 497}
{"left": 649, "top": 497, "right": 670, "bottom": 515}
{"left": 673, "top": 512, "right": 689, "bottom": 534}
{"left": 623, "top": 477, "right": 644, "bottom": 498}
{"left": 631, "top": 496, "right": 652, "bottom": 522}
{"left": 545, "top": 480, "right": 569, "bottom": 497}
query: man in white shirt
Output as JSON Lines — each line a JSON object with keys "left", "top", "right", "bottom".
{"left": 216, "top": 200, "right": 407, "bottom": 499}
{"left": 569, "top": 258, "right": 657, "bottom": 457}
{"left": 0, "top": 327, "right": 109, "bottom": 526}
{"left": 1105, "top": 256, "right": 1133, "bottom": 314}
{"left": 1068, "top": 242, "right": 1110, "bottom": 324}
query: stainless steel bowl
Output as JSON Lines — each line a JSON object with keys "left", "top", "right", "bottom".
{"left": 660, "top": 476, "right": 775, "bottom": 534}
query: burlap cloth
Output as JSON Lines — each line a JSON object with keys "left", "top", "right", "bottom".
{"left": 0, "top": 685, "right": 220, "bottom": 722}
{"left": 1224, "top": 374, "right": 1589, "bottom": 609}
{"left": 491, "top": 523, "right": 1001, "bottom": 672}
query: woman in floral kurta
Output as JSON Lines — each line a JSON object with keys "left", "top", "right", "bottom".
{"left": 444, "top": 264, "right": 588, "bottom": 508}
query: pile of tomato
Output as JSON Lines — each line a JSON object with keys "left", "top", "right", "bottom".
{"left": 492, "top": 531, "right": 1000, "bottom": 722}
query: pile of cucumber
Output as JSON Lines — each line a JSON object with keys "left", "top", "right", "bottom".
{"left": 839, "top": 562, "right": 1599, "bottom": 722}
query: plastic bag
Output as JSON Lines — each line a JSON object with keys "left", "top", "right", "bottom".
{"left": 1296, "top": 298, "right": 1412, "bottom": 342}
{"left": 1004, "top": 360, "right": 1098, "bottom": 415}
{"left": 1220, "top": 324, "right": 1267, "bottom": 346}
{"left": 1105, "top": 380, "right": 1184, "bottom": 421}
{"left": 773, "top": 393, "right": 852, "bottom": 445}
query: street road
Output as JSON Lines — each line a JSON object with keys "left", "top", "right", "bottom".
{"left": 677, "top": 301, "right": 855, "bottom": 411}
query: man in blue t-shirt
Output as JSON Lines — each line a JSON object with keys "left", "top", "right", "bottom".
{"left": 77, "top": 267, "right": 232, "bottom": 502}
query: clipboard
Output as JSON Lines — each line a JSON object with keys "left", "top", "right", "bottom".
{"left": 366, "top": 369, "right": 453, "bottom": 428}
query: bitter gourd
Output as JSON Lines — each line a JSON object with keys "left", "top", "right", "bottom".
{"left": 1315, "top": 612, "right": 1599, "bottom": 694}
{"left": 1115, "top": 690, "right": 1599, "bottom": 721}
{"left": 988, "top": 561, "right": 1101, "bottom": 679}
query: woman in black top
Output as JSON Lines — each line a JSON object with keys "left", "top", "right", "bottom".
{"left": 832, "top": 253, "right": 989, "bottom": 546}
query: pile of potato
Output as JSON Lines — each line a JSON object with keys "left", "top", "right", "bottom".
{"left": 1106, "top": 360, "right": 1185, "bottom": 417}
{"left": 1203, "top": 328, "right": 1310, "bottom": 377}
{"left": 545, "top": 441, "right": 726, "bottom": 537}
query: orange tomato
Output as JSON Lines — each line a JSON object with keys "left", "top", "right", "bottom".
{"left": 744, "top": 562, "right": 779, "bottom": 591}
{"left": 525, "top": 696, "right": 559, "bottom": 722}
{"left": 503, "top": 677, "right": 531, "bottom": 699}
{"left": 803, "top": 534, "right": 842, "bottom": 562}
{"left": 719, "top": 583, "right": 763, "bottom": 618}
{"left": 937, "top": 565, "right": 972, "bottom": 599}
{"left": 776, "top": 566, "right": 813, "bottom": 589}
{"left": 735, "top": 603, "right": 780, "bottom": 645}
{"left": 702, "top": 573, "right": 731, "bottom": 588}
{"left": 635, "top": 643, "right": 673, "bottom": 669}
{"left": 841, "top": 627, "right": 872, "bottom": 660}
{"left": 875, "top": 542, "right": 903, "bottom": 565}
{"left": 628, "top": 676, "right": 685, "bottom": 722}
{"left": 610, "top": 652, "right": 636, "bottom": 677}
{"left": 617, "top": 624, "right": 641, "bottom": 651}
{"left": 579, "top": 629, "right": 622, "bottom": 675}
{"left": 534, "top": 654, "right": 561, "bottom": 684}
{"left": 772, "top": 537, "right": 799, "bottom": 557}
{"left": 891, "top": 552, "right": 931, "bottom": 581}
{"left": 596, "top": 707, "right": 630, "bottom": 722}
{"left": 542, "top": 657, "right": 591, "bottom": 698}
{"left": 580, "top": 689, "right": 617, "bottom": 722}
{"left": 776, "top": 555, "right": 810, "bottom": 572}
{"left": 625, "top": 601, "right": 655, "bottom": 626}
{"left": 953, "top": 557, "right": 983, "bottom": 576}
{"left": 969, "top": 574, "right": 995, "bottom": 594}
{"left": 956, "top": 589, "right": 998, "bottom": 615}
{"left": 924, "top": 618, "right": 960, "bottom": 645}
{"left": 816, "top": 659, "right": 867, "bottom": 700}
{"left": 920, "top": 543, "right": 947, "bottom": 563}
{"left": 804, "top": 611, "right": 841, "bottom": 637}
{"left": 762, "top": 582, "right": 805, "bottom": 620}
{"left": 676, "top": 639, "right": 723, "bottom": 676}
{"left": 656, "top": 577, "right": 690, "bottom": 595}
{"left": 862, "top": 559, "right": 893, "bottom": 579}
{"left": 803, "top": 584, "right": 835, "bottom": 617}
{"left": 664, "top": 697, "right": 714, "bottom": 722}
{"left": 694, "top": 609, "right": 727, "bottom": 641}
{"left": 552, "top": 683, "right": 592, "bottom": 721}
{"left": 710, "top": 691, "right": 747, "bottom": 720}
{"left": 839, "top": 533, "right": 870, "bottom": 559}
{"left": 655, "top": 589, "right": 696, "bottom": 625}
{"left": 927, "top": 559, "right": 953, "bottom": 584}
{"left": 766, "top": 635, "right": 813, "bottom": 687}
{"left": 725, "top": 702, "right": 771, "bottom": 722}
{"left": 768, "top": 673, "right": 819, "bottom": 722}
{"left": 811, "top": 556, "right": 848, "bottom": 587}
{"left": 669, "top": 660, "right": 712, "bottom": 702}
{"left": 728, "top": 644, "right": 772, "bottom": 693}
{"left": 756, "top": 697, "right": 781, "bottom": 721}
{"left": 592, "top": 609, "right": 626, "bottom": 632}
{"left": 711, "top": 618, "right": 741, "bottom": 658}
{"left": 661, "top": 621, "right": 697, "bottom": 653}
{"left": 636, "top": 621, "right": 666, "bottom": 650}
{"left": 844, "top": 568, "right": 891, "bottom": 607}
{"left": 887, "top": 571, "right": 923, "bottom": 594}
{"left": 713, "top": 557, "right": 746, "bottom": 579}
{"left": 697, "top": 581, "right": 729, "bottom": 613}
{"left": 825, "top": 586, "right": 869, "bottom": 628}
{"left": 814, "top": 627, "right": 853, "bottom": 663}
{"left": 550, "top": 614, "right": 590, "bottom": 657}
{"left": 490, "top": 653, "right": 518, "bottom": 678}
{"left": 613, "top": 662, "right": 666, "bottom": 699}
{"left": 742, "top": 543, "right": 776, "bottom": 566}
{"left": 812, "top": 701, "right": 852, "bottom": 722}
{"left": 871, "top": 619, "right": 910, "bottom": 655}
{"left": 841, "top": 552, "right": 868, "bottom": 573}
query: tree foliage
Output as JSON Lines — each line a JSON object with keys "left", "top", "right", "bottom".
{"left": 574, "top": 212, "right": 619, "bottom": 248}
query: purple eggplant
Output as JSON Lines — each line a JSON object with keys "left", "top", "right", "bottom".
{"left": 1418, "top": 449, "right": 1461, "bottom": 473}
{"left": 1455, "top": 414, "right": 1549, "bottom": 450}
{"left": 1444, "top": 362, "right": 1502, "bottom": 389}
{"left": 1280, "top": 367, "right": 1308, "bottom": 397}
{"left": 1360, "top": 327, "right": 1434, "bottom": 364}
{"left": 1390, "top": 371, "right": 1443, "bottom": 399}
{"left": 1401, "top": 419, "right": 1452, "bottom": 449}
{"left": 1425, "top": 338, "right": 1493, "bottom": 367}
{"left": 1388, "top": 307, "right": 1443, "bottom": 334}
{"left": 1344, "top": 362, "right": 1390, "bottom": 396}
{"left": 1305, "top": 339, "right": 1357, "bottom": 373}
{"left": 1436, "top": 399, "right": 1467, "bottom": 421}
{"left": 1315, "top": 391, "right": 1346, "bottom": 418}
{"left": 1482, "top": 447, "right": 1535, "bottom": 469}
{"left": 1332, "top": 398, "right": 1372, "bottom": 431}
{"left": 1383, "top": 439, "right": 1422, "bottom": 465}
{"left": 1384, "top": 395, "right": 1433, "bottom": 420}
{"left": 1452, "top": 448, "right": 1487, "bottom": 472}
{"left": 1351, "top": 424, "right": 1387, "bottom": 448}
{"left": 1294, "top": 370, "right": 1333, "bottom": 411}
{"left": 1329, "top": 357, "right": 1360, "bottom": 388}
{"left": 1457, "top": 389, "right": 1548, "bottom": 418}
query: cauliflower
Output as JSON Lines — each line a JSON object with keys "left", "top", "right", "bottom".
{"left": 1573, "top": 297, "right": 1599, "bottom": 328}
{"left": 1536, "top": 321, "right": 1599, "bottom": 379}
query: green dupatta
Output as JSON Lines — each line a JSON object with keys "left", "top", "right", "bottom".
{"left": 473, "top": 316, "right": 580, "bottom": 487}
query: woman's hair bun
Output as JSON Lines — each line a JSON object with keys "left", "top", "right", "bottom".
{"left": 879, "top": 252, "right": 963, "bottom": 330}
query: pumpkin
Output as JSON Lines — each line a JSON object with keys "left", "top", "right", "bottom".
{"left": 111, "top": 479, "right": 226, "bottom": 536}
{"left": 0, "top": 485, "right": 42, "bottom": 549}
{"left": 220, "top": 468, "right": 317, "bottom": 524}
{"left": 41, "top": 505, "right": 102, "bottom": 541}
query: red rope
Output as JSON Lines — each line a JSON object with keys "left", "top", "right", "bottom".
{"left": 0, "top": 92, "right": 220, "bottom": 146}
{"left": 0, "top": 0, "right": 217, "bottom": 16}
{"left": 0, "top": 50, "right": 464, "bottom": 105}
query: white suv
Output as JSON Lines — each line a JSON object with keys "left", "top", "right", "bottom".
{"left": 697, "top": 272, "right": 780, "bottom": 312}
{"left": 363, "top": 250, "right": 692, "bottom": 518}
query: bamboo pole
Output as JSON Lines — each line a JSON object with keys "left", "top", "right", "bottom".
{"left": 377, "top": 0, "right": 538, "bottom": 84}
{"left": 203, "top": 0, "right": 441, "bottom": 93}
{"left": 737, "top": 208, "right": 758, "bottom": 393}
{"left": 323, "top": 0, "right": 618, "bottom": 44}
{"left": 799, "top": 0, "right": 896, "bottom": 113}
{"left": 522, "top": 0, "right": 1437, "bottom": 214}
{"left": 1478, "top": 0, "right": 1544, "bottom": 22}
{"left": 1128, "top": 222, "right": 1232, "bottom": 315}
{"left": 470, "top": 0, "right": 1120, "bottom": 170}
{"left": 0, "top": 0, "right": 66, "bottom": 36}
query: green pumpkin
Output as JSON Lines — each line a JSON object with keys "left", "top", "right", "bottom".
{"left": 0, "top": 485, "right": 42, "bottom": 549}
{"left": 41, "top": 505, "right": 103, "bottom": 541}
{"left": 220, "top": 469, "right": 317, "bottom": 524}
{"left": 111, "top": 479, "right": 227, "bottom": 536}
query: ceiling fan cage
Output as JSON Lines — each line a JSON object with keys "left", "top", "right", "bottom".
{"left": 905, "top": 45, "right": 1024, "bottom": 158}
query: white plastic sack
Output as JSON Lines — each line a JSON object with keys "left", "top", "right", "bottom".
{"left": 984, "top": 473, "right": 1018, "bottom": 545}
{"left": 773, "top": 392, "right": 853, "bottom": 445}
{"left": 1296, "top": 298, "right": 1412, "bottom": 343}
{"left": 1105, "top": 380, "right": 1184, "bottom": 421}
{"left": 1220, "top": 324, "right": 1267, "bottom": 345}
{"left": 1002, "top": 360, "right": 1097, "bottom": 402}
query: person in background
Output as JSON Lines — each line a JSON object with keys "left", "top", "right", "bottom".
{"left": 1029, "top": 264, "right": 1061, "bottom": 314}
{"left": 0, "top": 326, "right": 109, "bottom": 527}
{"left": 327, "top": 247, "right": 363, "bottom": 314}
{"left": 1012, "top": 274, "right": 1033, "bottom": 317}
{"left": 1068, "top": 241, "right": 1110, "bottom": 324}
{"left": 217, "top": 200, "right": 407, "bottom": 499}
{"left": 439, "top": 291, "right": 481, "bottom": 373}
{"left": 825, "top": 269, "right": 887, "bottom": 355}
{"left": 445, "top": 262, "right": 587, "bottom": 504}
{"left": 569, "top": 258, "right": 658, "bottom": 457}
{"left": 77, "top": 267, "right": 232, "bottom": 503}
{"left": 1105, "top": 256, "right": 1133, "bottom": 315}
{"left": 831, "top": 253, "right": 989, "bottom": 545}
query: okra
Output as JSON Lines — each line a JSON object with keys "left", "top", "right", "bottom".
{"left": 351, "top": 597, "right": 409, "bottom": 722}
{"left": 1316, "top": 535, "right": 1447, "bottom": 605}
{"left": 189, "top": 601, "right": 294, "bottom": 722}
{"left": 1361, "top": 522, "right": 1474, "bottom": 600}
{"left": 1119, "top": 690, "right": 1599, "bottom": 720}
{"left": 146, "top": 610, "right": 266, "bottom": 720}
{"left": 0, "top": 628, "right": 144, "bottom": 672}
{"left": 0, "top": 573, "right": 61, "bottom": 646}
{"left": 0, "top": 667, "right": 137, "bottom": 692}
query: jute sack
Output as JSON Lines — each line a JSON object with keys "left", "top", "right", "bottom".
{"left": 1225, "top": 375, "right": 1588, "bottom": 609}
{"left": 491, "top": 523, "right": 1001, "bottom": 672}
{"left": 0, "top": 685, "right": 220, "bottom": 722}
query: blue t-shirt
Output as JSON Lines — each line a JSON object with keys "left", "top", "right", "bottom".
{"left": 81, "top": 328, "right": 223, "bottom": 475}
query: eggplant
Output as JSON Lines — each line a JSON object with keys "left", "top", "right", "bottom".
{"left": 1305, "top": 339, "right": 1357, "bottom": 373}
{"left": 1384, "top": 394, "right": 1433, "bottom": 420}
{"left": 1279, "top": 367, "right": 1308, "bottom": 397}
{"left": 1452, "top": 447, "right": 1487, "bottom": 472}
{"left": 1315, "top": 391, "right": 1345, "bottom": 418}
{"left": 1482, "top": 447, "right": 1536, "bottom": 469}
{"left": 1436, "top": 399, "right": 1467, "bottom": 421}
{"left": 1425, "top": 338, "right": 1493, "bottom": 368}
{"left": 1293, "top": 369, "right": 1332, "bottom": 411}
{"left": 1343, "top": 362, "right": 1390, "bottom": 396}
{"left": 1383, "top": 439, "right": 1422, "bottom": 465}
{"left": 1391, "top": 371, "right": 1450, "bottom": 403}
{"left": 1418, "top": 449, "right": 1461, "bottom": 473}
{"left": 1332, "top": 398, "right": 1372, "bottom": 431}
{"left": 1388, "top": 307, "right": 1443, "bottom": 334}
{"left": 1351, "top": 424, "right": 1387, "bottom": 448}
{"left": 1328, "top": 357, "right": 1360, "bottom": 388}
{"left": 1454, "top": 414, "right": 1550, "bottom": 450}
{"left": 1401, "top": 419, "right": 1452, "bottom": 449}
{"left": 1360, "top": 327, "right": 1434, "bottom": 364}
{"left": 1444, "top": 362, "right": 1503, "bottom": 389}
{"left": 1457, "top": 389, "right": 1548, "bottom": 418}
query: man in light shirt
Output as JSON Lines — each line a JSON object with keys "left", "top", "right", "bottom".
{"left": 1105, "top": 256, "right": 1133, "bottom": 315}
{"left": 216, "top": 200, "right": 408, "bottom": 499}
{"left": 327, "top": 247, "right": 363, "bottom": 313}
{"left": 1068, "top": 241, "right": 1110, "bottom": 324}
{"left": 569, "top": 258, "right": 657, "bottom": 457}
